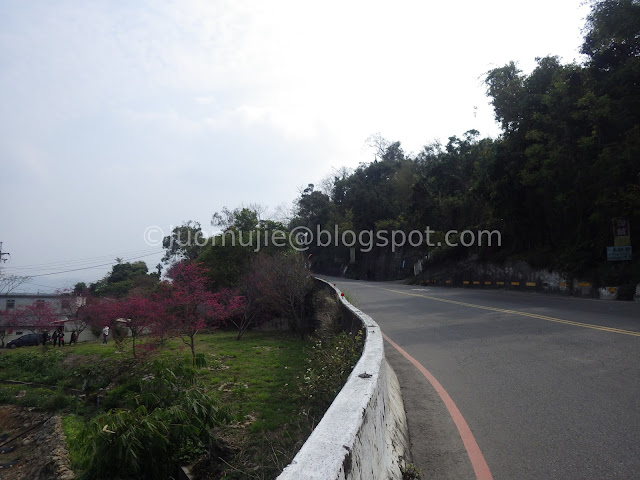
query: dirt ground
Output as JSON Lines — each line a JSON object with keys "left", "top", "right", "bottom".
{"left": 0, "top": 405, "right": 74, "bottom": 480}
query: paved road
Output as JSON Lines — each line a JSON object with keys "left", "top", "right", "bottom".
{"left": 327, "top": 277, "right": 640, "bottom": 480}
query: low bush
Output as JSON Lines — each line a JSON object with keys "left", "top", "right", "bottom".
{"left": 76, "top": 360, "right": 234, "bottom": 480}
{"left": 311, "top": 290, "right": 342, "bottom": 341}
{"left": 0, "top": 384, "right": 77, "bottom": 412}
{"left": 62, "top": 414, "right": 86, "bottom": 470}
{"left": 298, "top": 330, "right": 363, "bottom": 419}
{"left": 0, "top": 349, "right": 65, "bottom": 384}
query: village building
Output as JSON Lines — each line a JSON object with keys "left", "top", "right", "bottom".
{"left": 0, "top": 293, "right": 97, "bottom": 347}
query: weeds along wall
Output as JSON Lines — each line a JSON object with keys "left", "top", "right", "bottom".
{"left": 277, "top": 278, "right": 410, "bottom": 480}
{"left": 311, "top": 279, "right": 363, "bottom": 336}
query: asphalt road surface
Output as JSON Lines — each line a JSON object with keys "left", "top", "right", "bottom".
{"left": 326, "top": 277, "right": 640, "bottom": 480}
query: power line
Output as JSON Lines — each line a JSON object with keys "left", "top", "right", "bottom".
{"left": 3, "top": 248, "right": 161, "bottom": 273}
{"left": 26, "top": 252, "right": 162, "bottom": 278}
{"left": 22, "top": 282, "right": 65, "bottom": 291}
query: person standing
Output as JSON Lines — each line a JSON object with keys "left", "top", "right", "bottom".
{"left": 52, "top": 330, "right": 59, "bottom": 347}
{"left": 70, "top": 331, "right": 77, "bottom": 345}
{"left": 102, "top": 325, "right": 109, "bottom": 344}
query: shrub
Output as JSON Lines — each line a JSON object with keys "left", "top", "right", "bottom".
{"left": 401, "top": 462, "right": 422, "bottom": 480}
{"left": 43, "top": 391, "right": 75, "bottom": 411}
{"left": 62, "top": 415, "right": 86, "bottom": 470}
{"left": 112, "top": 324, "right": 128, "bottom": 348}
{"left": 311, "top": 291, "right": 341, "bottom": 341}
{"left": 67, "top": 362, "right": 115, "bottom": 393}
{"left": 0, "top": 349, "right": 65, "bottom": 384}
{"left": 298, "top": 330, "right": 363, "bottom": 418}
{"left": 100, "top": 378, "right": 141, "bottom": 410}
{"left": 89, "top": 324, "right": 102, "bottom": 338}
{"left": 77, "top": 361, "right": 234, "bottom": 479}
{"left": 0, "top": 385, "right": 76, "bottom": 412}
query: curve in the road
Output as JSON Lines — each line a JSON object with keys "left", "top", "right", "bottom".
{"left": 331, "top": 278, "right": 640, "bottom": 479}
{"left": 383, "top": 332, "right": 493, "bottom": 480}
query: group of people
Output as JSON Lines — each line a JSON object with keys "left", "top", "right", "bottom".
{"left": 41, "top": 329, "right": 78, "bottom": 346}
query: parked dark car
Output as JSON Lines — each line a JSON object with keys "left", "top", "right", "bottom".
{"left": 6, "top": 333, "right": 40, "bottom": 348}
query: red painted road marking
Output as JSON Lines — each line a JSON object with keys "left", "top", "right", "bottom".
{"left": 383, "top": 332, "right": 493, "bottom": 480}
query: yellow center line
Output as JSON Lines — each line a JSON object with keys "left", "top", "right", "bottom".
{"left": 381, "top": 288, "right": 640, "bottom": 337}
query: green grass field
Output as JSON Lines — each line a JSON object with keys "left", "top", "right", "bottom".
{"left": 0, "top": 330, "right": 317, "bottom": 479}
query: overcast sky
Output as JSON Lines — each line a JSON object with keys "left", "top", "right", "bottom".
{"left": 0, "top": 0, "right": 590, "bottom": 292}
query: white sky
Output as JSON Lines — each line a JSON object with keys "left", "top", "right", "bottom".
{"left": 0, "top": 0, "right": 591, "bottom": 292}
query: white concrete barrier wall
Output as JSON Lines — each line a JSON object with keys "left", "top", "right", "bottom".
{"left": 278, "top": 279, "right": 409, "bottom": 480}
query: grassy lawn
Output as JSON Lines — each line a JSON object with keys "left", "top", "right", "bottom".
{"left": 0, "top": 330, "right": 318, "bottom": 479}
{"left": 195, "top": 332, "right": 308, "bottom": 432}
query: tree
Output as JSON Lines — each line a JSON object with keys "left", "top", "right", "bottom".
{"left": 58, "top": 291, "right": 90, "bottom": 338}
{"left": 78, "top": 296, "right": 119, "bottom": 341}
{"left": 366, "top": 133, "right": 391, "bottom": 160}
{"left": 213, "top": 207, "right": 258, "bottom": 232}
{"left": 73, "top": 282, "right": 88, "bottom": 295}
{"left": 278, "top": 0, "right": 639, "bottom": 284}
{"left": 484, "top": 61, "right": 525, "bottom": 133}
{"left": 161, "top": 221, "right": 207, "bottom": 264}
{"left": 232, "top": 270, "right": 268, "bottom": 340}
{"left": 163, "top": 262, "right": 243, "bottom": 364}
{"left": 330, "top": 145, "right": 409, "bottom": 232}
{"left": 200, "top": 206, "right": 289, "bottom": 289}
{"left": 0, "top": 269, "right": 31, "bottom": 295}
{"left": 251, "top": 251, "right": 312, "bottom": 337}
{"left": 581, "top": 0, "right": 640, "bottom": 71}
{"left": 91, "top": 261, "right": 159, "bottom": 298}
{"left": 197, "top": 235, "right": 255, "bottom": 289}
{"left": 9, "top": 301, "right": 60, "bottom": 336}
{"left": 211, "top": 205, "right": 266, "bottom": 232}
{"left": 294, "top": 184, "right": 334, "bottom": 229}
{"left": 110, "top": 295, "right": 163, "bottom": 358}
{"left": 0, "top": 311, "right": 9, "bottom": 347}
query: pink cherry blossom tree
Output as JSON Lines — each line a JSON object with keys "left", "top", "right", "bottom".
{"left": 110, "top": 295, "right": 164, "bottom": 358}
{"left": 164, "top": 262, "right": 243, "bottom": 364}
{"left": 9, "top": 301, "right": 60, "bottom": 339}
{"left": 76, "top": 296, "right": 121, "bottom": 344}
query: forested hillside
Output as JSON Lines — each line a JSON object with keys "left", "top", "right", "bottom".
{"left": 291, "top": 0, "right": 640, "bottom": 286}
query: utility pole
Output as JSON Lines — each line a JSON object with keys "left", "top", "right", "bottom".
{"left": 0, "top": 242, "right": 9, "bottom": 263}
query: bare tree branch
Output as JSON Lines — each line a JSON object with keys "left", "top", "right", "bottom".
{"left": 0, "top": 269, "right": 31, "bottom": 295}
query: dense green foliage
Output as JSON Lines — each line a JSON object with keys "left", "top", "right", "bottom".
{"left": 292, "top": 0, "right": 640, "bottom": 283}
{"left": 0, "top": 330, "right": 324, "bottom": 479}
{"left": 0, "top": 384, "right": 77, "bottom": 411}
{"left": 159, "top": 211, "right": 313, "bottom": 340}
{"left": 90, "top": 260, "right": 160, "bottom": 297}
{"left": 0, "top": 349, "right": 66, "bottom": 384}
{"left": 75, "top": 360, "right": 233, "bottom": 480}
